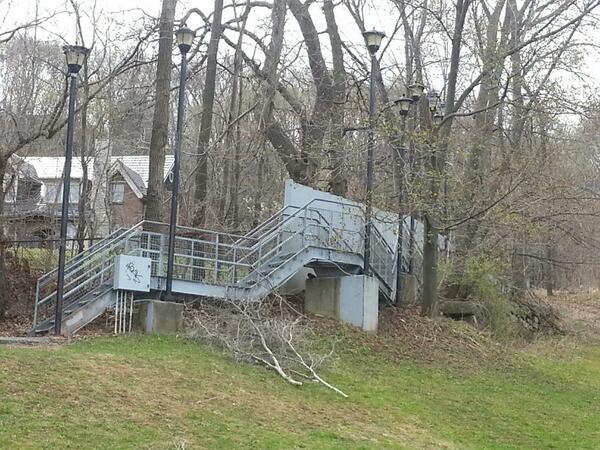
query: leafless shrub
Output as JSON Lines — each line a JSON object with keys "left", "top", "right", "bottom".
{"left": 187, "top": 295, "right": 347, "bottom": 397}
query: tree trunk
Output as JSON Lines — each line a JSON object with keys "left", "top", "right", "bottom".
{"left": 545, "top": 243, "right": 555, "bottom": 297}
{"left": 252, "top": 147, "right": 265, "bottom": 228}
{"left": 223, "top": 2, "right": 250, "bottom": 227}
{"left": 193, "top": 0, "right": 224, "bottom": 227}
{"left": 230, "top": 74, "right": 243, "bottom": 228}
{"left": 77, "top": 61, "right": 90, "bottom": 253}
{"left": 146, "top": 0, "right": 177, "bottom": 222}
{"left": 323, "top": 0, "right": 347, "bottom": 196}
{"left": 421, "top": 0, "right": 472, "bottom": 317}
{"left": 0, "top": 155, "right": 9, "bottom": 321}
{"left": 421, "top": 216, "right": 438, "bottom": 316}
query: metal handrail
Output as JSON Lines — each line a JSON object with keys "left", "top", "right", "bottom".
{"left": 33, "top": 222, "right": 147, "bottom": 328}
{"left": 234, "top": 198, "right": 364, "bottom": 245}
{"left": 143, "top": 220, "right": 257, "bottom": 242}
{"left": 228, "top": 208, "right": 323, "bottom": 271}
{"left": 235, "top": 216, "right": 360, "bottom": 286}
{"left": 37, "top": 226, "right": 130, "bottom": 283}
{"left": 226, "top": 199, "right": 370, "bottom": 285}
{"left": 34, "top": 198, "right": 401, "bottom": 331}
{"left": 370, "top": 224, "right": 394, "bottom": 257}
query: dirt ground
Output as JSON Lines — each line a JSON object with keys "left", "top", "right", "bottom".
{"left": 3, "top": 284, "right": 600, "bottom": 345}
{"left": 545, "top": 290, "right": 600, "bottom": 338}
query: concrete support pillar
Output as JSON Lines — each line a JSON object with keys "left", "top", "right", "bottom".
{"left": 135, "top": 300, "right": 183, "bottom": 334}
{"left": 305, "top": 275, "right": 378, "bottom": 332}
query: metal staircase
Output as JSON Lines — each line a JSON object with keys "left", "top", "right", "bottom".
{"left": 32, "top": 198, "right": 399, "bottom": 335}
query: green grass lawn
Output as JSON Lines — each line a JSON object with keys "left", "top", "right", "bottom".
{"left": 1, "top": 331, "right": 599, "bottom": 450}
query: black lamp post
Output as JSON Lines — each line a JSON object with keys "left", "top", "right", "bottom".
{"left": 393, "top": 95, "right": 412, "bottom": 305}
{"left": 362, "top": 28, "right": 385, "bottom": 276}
{"left": 396, "top": 96, "right": 412, "bottom": 117}
{"left": 165, "top": 26, "right": 194, "bottom": 297}
{"left": 55, "top": 44, "right": 89, "bottom": 335}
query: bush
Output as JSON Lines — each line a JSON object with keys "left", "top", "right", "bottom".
{"left": 446, "top": 256, "right": 520, "bottom": 339}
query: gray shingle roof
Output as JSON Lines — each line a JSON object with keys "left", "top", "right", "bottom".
{"left": 21, "top": 155, "right": 175, "bottom": 188}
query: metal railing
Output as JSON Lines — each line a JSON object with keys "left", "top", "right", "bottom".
{"left": 369, "top": 225, "right": 395, "bottom": 292}
{"left": 33, "top": 223, "right": 146, "bottom": 329}
{"left": 33, "top": 198, "right": 401, "bottom": 331}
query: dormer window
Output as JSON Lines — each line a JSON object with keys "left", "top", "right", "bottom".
{"left": 111, "top": 182, "right": 125, "bottom": 204}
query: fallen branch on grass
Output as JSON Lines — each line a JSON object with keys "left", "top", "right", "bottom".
{"left": 188, "top": 295, "right": 347, "bottom": 397}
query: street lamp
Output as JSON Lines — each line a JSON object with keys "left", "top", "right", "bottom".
{"left": 55, "top": 44, "right": 89, "bottom": 335}
{"left": 165, "top": 26, "right": 194, "bottom": 297}
{"left": 433, "top": 112, "right": 444, "bottom": 127}
{"left": 393, "top": 94, "right": 412, "bottom": 305}
{"left": 427, "top": 90, "right": 439, "bottom": 113}
{"left": 409, "top": 81, "right": 425, "bottom": 102}
{"left": 395, "top": 96, "right": 412, "bottom": 116}
{"left": 362, "top": 28, "right": 385, "bottom": 276}
{"left": 363, "top": 29, "right": 385, "bottom": 54}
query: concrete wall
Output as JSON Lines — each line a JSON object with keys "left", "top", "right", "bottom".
{"left": 280, "top": 180, "right": 400, "bottom": 296}
{"left": 305, "top": 275, "right": 378, "bottom": 332}
{"left": 136, "top": 300, "right": 183, "bottom": 334}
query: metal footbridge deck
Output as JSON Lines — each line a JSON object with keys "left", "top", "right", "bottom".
{"left": 32, "top": 199, "right": 400, "bottom": 335}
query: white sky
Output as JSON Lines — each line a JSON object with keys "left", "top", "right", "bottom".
{"left": 3, "top": 0, "right": 600, "bottom": 107}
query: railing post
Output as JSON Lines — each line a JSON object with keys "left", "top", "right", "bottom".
{"left": 214, "top": 234, "right": 219, "bottom": 283}
{"left": 32, "top": 280, "right": 40, "bottom": 329}
{"left": 232, "top": 246, "right": 237, "bottom": 283}
{"left": 159, "top": 234, "right": 165, "bottom": 277}
{"left": 302, "top": 207, "right": 307, "bottom": 247}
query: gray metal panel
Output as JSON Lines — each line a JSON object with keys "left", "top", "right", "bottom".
{"left": 63, "top": 290, "right": 115, "bottom": 336}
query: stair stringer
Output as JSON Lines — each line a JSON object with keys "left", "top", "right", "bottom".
{"left": 62, "top": 288, "right": 116, "bottom": 336}
{"left": 243, "top": 246, "right": 366, "bottom": 300}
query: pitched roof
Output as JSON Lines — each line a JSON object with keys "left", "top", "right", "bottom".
{"left": 109, "top": 160, "right": 147, "bottom": 198}
{"left": 113, "top": 156, "right": 174, "bottom": 187}
{"left": 8, "top": 155, "right": 41, "bottom": 182}
{"left": 24, "top": 157, "right": 90, "bottom": 180}
{"left": 21, "top": 155, "right": 175, "bottom": 188}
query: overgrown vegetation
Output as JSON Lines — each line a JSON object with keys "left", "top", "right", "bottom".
{"left": 443, "top": 255, "right": 562, "bottom": 339}
{"left": 444, "top": 255, "right": 519, "bottom": 338}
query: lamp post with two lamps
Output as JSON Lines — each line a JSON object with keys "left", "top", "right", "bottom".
{"left": 55, "top": 45, "right": 89, "bottom": 335}
{"left": 392, "top": 94, "right": 412, "bottom": 305}
{"left": 393, "top": 86, "right": 444, "bottom": 306}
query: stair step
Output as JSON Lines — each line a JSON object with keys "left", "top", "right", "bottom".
{"left": 272, "top": 253, "right": 293, "bottom": 261}
{"left": 35, "top": 321, "right": 55, "bottom": 333}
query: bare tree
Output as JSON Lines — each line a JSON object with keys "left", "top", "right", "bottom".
{"left": 146, "top": 0, "right": 177, "bottom": 222}
{"left": 192, "top": 0, "right": 224, "bottom": 227}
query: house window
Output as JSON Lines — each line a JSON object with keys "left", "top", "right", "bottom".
{"left": 111, "top": 182, "right": 125, "bottom": 204}
{"left": 44, "top": 181, "right": 79, "bottom": 203}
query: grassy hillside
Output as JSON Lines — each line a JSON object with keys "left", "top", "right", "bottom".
{"left": 1, "top": 298, "right": 599, "bottom": 449}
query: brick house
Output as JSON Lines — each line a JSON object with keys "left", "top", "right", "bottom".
{"left": 3, "top": 155, "right": 174, "bottom": 245}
